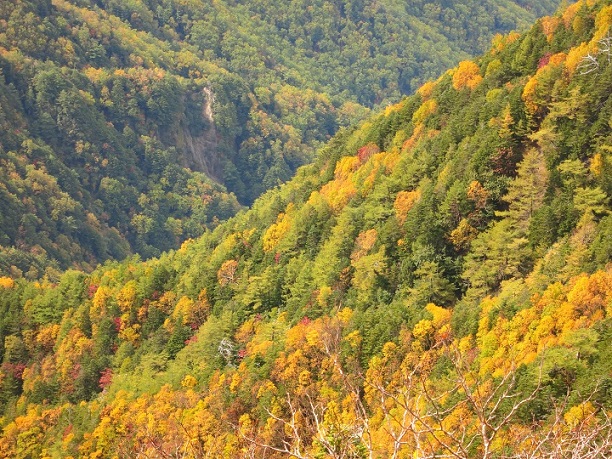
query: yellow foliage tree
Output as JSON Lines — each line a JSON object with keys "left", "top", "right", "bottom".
{"left": 116, "top": 281, "right": 137, "bottom": 313}
{"left": 0, "top": 277, "right": 14, "bottom": 289}
{"left": 491, "top": 32, "right": 521, "bottom": 54}
{"left": 467, "top": 180, "right": 489, "bottom": 209}
{"left": 412, "top": 99, "right": 438, "bottom": 124}
{"left": 217, "top": 259, "right": 239, "bottom": 286}
{"left": 417, "top": 80, "right": 436, "bottom": 99}
{"left": 541, "top": 16, "right": 561, "bottom": 41}
{"left": 351, "top": 229, "right": 378, "bottom": 262}
{"left": 449, "top": 218, "right": 478, "bottom": 251}
{"left": 452, "top": 61, "right": 483, "bottom": 90}
{"left": 262, "top": 205, "right": 293, "bottom": 252}
{"left": 594, "top": 4, "right": 612, "bottom": 40}
{"left": 394, "top": 190, "right": 421, "bottom": 224}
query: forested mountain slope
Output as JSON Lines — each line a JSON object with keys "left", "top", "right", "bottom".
{"left": 4, "top": 0, "right": 612, "bottom": 457}
{"left": 0, "top": 0, "right": 558, "bottom": 274}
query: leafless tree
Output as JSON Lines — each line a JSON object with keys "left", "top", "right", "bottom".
{"left": 218, "top": 337, "right": 235, "bottom": 366}
{"left": 239, "top": 393, "right": 310, "bottom": 459}
{"left": 578, "top": 53, "right": 599, "bottom": 75}
{"left": 366, "top": 342, "right": 543, "bottom": 459}
{"left": 579, "top": 28, "right": 612, "bottom": 74}
{"left": 238, "top": 316, "right": 372, "bottom": 459}
{"left": 598, "top": 30, "right": 612, "bottom": 63}
{"left": 505, "top": 393, "right": 612, "bottom": 459}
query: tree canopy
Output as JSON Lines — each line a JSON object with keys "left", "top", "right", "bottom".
{"left": 6, "top": 0, "right": 612, "bottom": 458}
{"left": 0, "top": 0, "right": 560, "bottom": 274}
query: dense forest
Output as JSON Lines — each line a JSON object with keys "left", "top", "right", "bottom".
{"left": 1, "top": 0, "right": 612, "bottom": 457}
{"left": 0, "top": 0, "right": 559, "bottom": 275}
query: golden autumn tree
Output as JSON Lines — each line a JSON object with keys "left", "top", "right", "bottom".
{"left": 453, "top": 61, "right": 483, "bottom": 90}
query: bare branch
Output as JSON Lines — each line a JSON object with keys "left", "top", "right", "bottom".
{"left": 578, "top": 53, "right": 600, "bottom": 75}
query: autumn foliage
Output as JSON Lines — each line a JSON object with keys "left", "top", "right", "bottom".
{"left": 1, "top": 1, "right": 612, "bottom": 457}
{"left": 452, "top": 61, "right": 483, "bottom": 90}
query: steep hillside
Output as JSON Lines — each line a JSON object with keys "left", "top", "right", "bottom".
{"left": 109, "top": 0, "right": 561, "bottom": 106}
{"left": 0, "top": 0, "right": 559, "bottom": 274}
{"left": 3, "top": 0, "right": 612, "bottom": 457}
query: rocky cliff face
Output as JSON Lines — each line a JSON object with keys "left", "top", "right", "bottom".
{"left": 175, "top": 88, "right": 223, "bottom": 182}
